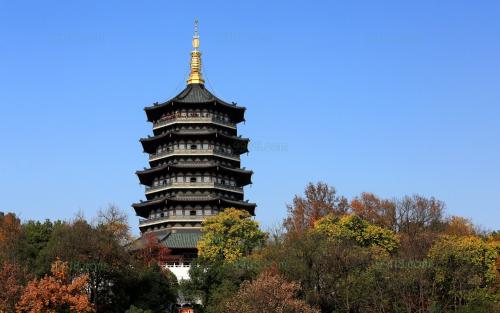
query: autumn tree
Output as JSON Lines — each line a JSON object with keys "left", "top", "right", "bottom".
{"left": 16, "top": 259, "right": 93, "bottom": 313}
{"left": 198, "top": 208, "right": 267, "bottom": 263}
{"left": 283, "top": 182, "right": 348, "bottom": 234}
{"left": 314, "top": 214, "right": 400, "bottom": 254}
{"left": 262, "top": 229, "right": 378, "bottom": 312}
{"left": 136, "top": 233, "right": 172, "bottom": 266}
{"left": 444, "top": 216, "right": 476, "bottom": 237}
{"left": 35, "top": 219, "right": 131, "bottom": 312}
{"left": 224, "top": 269, "right": 320, "bottom": 313}
{"left": 0, "top": 213, "right": 22, "bottom": 262}
{"left": 0, "top": 261, "right": 28, "bottom": 313}
{"left": 428, "top": 235, "right": 498, "bottom": 311}
{"left": 350, "top": 192, "right": 396, "bottom": 229}
{"left": 394, "top": 195, "right": 446, "bottom": 259}
{"left": 95, "top": 205, "right": 131, "bottom": 245}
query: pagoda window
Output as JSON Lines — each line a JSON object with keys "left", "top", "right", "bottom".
{"left": 190, "top": 144, "right": 197, "bottom": 150}
{"left": 189, "top": 210, "right": 196, "bottom": 216}
{"left": 190, "top": 177, "right": 196, "bottom": 183}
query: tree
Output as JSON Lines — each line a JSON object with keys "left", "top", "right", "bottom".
{"left": 181, "top": 258, "right": 261, "bottom": 313}
{"left": 224, "top": 269, "right": 320, "bottom": 313}
{"left": 261, "top": 229, "right": 378, "bottom": 312}
{"left": 350, "top": 192, "right": 396, "bottom": 229}
{"left": 0, "top": 261, "right": 28, "bottom": 313}
{"left": 444, "top": 216, "right": 476, "bottom": 237}
{"left": 124, "top": 306, "right": 152, "bottom": 313}
{"left": 35, "top": 219, "right": 131, "bottom": 312}
{"left": 197, "top": 208, "right": 267, "bottom": 263}
{"left": 118, "top": 264, "right": 178, "bottom": 313}
{"left": 95, "top": 205, "right": 131, "bottom": 245}
{"left": 394, "top": 195, "right": 446, "bottom": 259}
{"left": 16, "top": 259, "right": 93, "bottom": 313}
{"left": 428, "top": 235, "right": 498, "bottom": 311}
{"left": 283, "top": 182, "right": 348, "bottom": 234}
{"left": 18, "top": 219, "right": 62, "bottom": 276}
{"left": 136, "top": 233, "right": 172, "bottom": 267}
{"left": 0, "top": 213, "right": 22, "bottom": 262}
{"left": 314, "top": 214, "right": 400, "bottom": 254}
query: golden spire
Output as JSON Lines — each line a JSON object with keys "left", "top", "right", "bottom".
{"left": 187, "top": 19, "right": 205, "bottom": 85}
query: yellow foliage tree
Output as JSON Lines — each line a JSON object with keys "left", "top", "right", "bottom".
{"left": 428, "top": 235, "right": 498, "bottom": 309}
{"left": 197, "top": 208, "right": 267, "bottom": 263}
{"left": 314, "top": 214, "right": 400, "bottom": 254}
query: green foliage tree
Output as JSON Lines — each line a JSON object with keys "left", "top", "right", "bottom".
{"left": 121, "top": 264, "right": 177, "bottom": 313}
{"left": 197, "top": 208, "right": 268, "bottom": 263}
{"left": 180, "top": 258, "right": 261, "bottom": 313}
{"left": 260, "top": 229, "right": 379, "bottom": 312}
{"left": 34, "top": 218, "right": 177, "bottom": 313}
{"left": 124, "top": 306, "right": 153, "bottom": 313}
{"left": 17, "top": 219, "right": 62, "bottom": 276}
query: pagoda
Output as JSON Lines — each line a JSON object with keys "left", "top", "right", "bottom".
{"left": 132, "top": 22, "right": 255, "bottom": 273}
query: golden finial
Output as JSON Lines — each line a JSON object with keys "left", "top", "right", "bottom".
{"left": 187, "top": 19, "right": 205, "bottom": 85}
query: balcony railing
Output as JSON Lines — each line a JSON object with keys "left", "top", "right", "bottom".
{"left": 153, "top": 116, "right": 236, "bottom": 129}
{"left": 145, "top": 181, "right": 243, "bottom": 194}
{"left": 149, "top": 148, "right": 239, "bottom": 162}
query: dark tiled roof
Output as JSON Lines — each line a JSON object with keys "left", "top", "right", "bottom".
{"left": 163, "top": 232, "right": 202, "bottom": 249}
{"left": 140, "top": 131, "right": 249, "bottom": 154}
{"left": 175, "top": 84, "right": 216, "bottom": 103}
{"left": 144, "top": 84, "right": 246, "bottom": 123}
{"left": 136, "top": 164, "right": 253, "bottom": 185}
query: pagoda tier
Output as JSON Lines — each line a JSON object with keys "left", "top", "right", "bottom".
{"left": 136, "top": 164, "right": 253, "bottom": 186}
{"left": 140, "top": 131, "right": 249, "bottom": 155}
{"left": 133, "top": 195, "right": 255, "bottom": 220}
{"left": 145, "top": 83, "right": 246, "bottom": 123}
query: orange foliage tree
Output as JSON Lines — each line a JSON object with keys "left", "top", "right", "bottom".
{"left": 224, "top": 268, "right": 320, "bottom": 313}
{"left": 0, "top": 213, "right": 22, "bottom": 261}
{"left": 284, "top": 182, "right": 348, "bottom": 234}
{"left": 0, "top": 261, "right": 28, "bottom": 313}
{"left": 350, "top": 192, "right": 396, "bottom": 229}
{"left": 16, "top": 259, "right": 94, "bottom": 313}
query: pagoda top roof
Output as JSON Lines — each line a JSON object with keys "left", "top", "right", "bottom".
{"left": 144, "top": 84, "right": 246, "bottom": 122}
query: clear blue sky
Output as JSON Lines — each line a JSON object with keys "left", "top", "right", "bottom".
{"left": 1, "top": 0, "right": 499, "bottom": 233}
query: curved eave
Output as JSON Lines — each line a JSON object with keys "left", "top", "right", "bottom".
{"left": 144, "top": 84, "right": 246, "bottom": 123}
{"left": 220, "top": 199, "right": 256, "bottom": 215}
{"left": 140, "top": 132, "right": 250, "bottom": 154}
{"left": 136, "top": 164, "right": 253, "bottom": 186}
{"left": 132, "top": 198, "right": 166, "bottom": 217}
{"left": 133, "top": 195, "right": 217, "bottom": 217}
{"left": 132, "top": 196, "right": 256, "bottom": 218}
